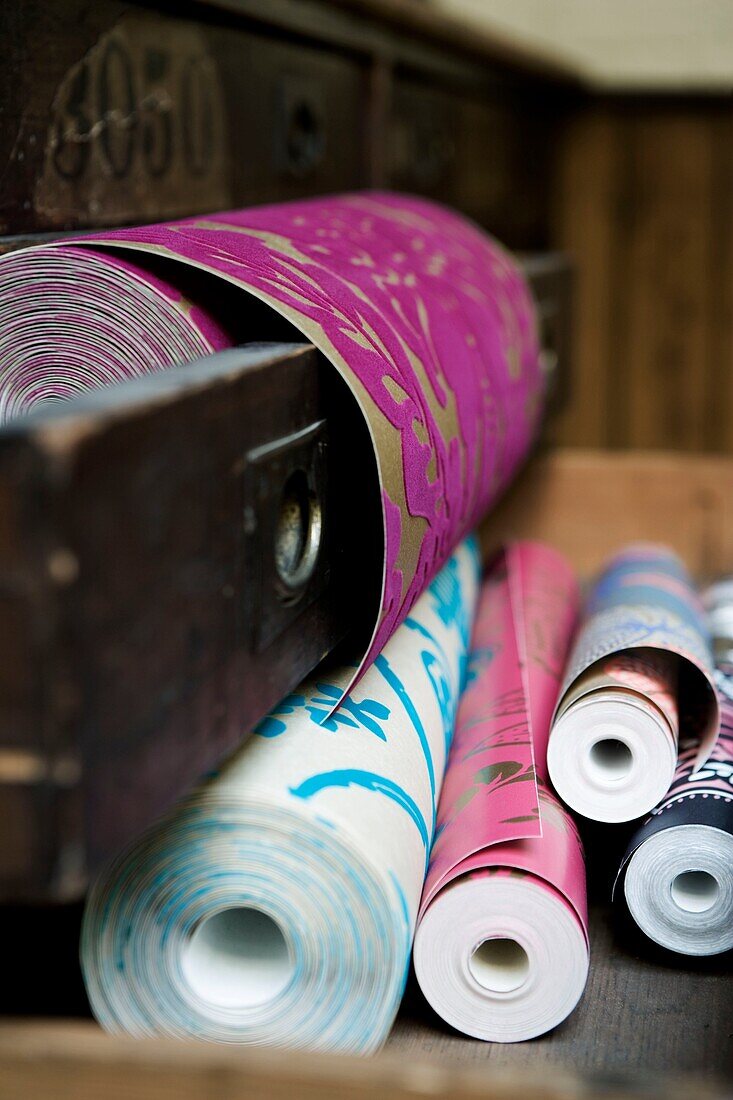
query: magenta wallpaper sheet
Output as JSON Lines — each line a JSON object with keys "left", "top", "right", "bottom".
{"left": 0, "top": 192, "right": 543, "bottom": 700}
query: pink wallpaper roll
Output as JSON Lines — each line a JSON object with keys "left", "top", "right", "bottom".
{"left": 413, "top": 542, "right": 589, "bottom": 1042}
{"left": 0, "top": 193, "right": 543, "bottom": 704}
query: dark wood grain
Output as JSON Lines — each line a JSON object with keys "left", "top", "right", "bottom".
{"left": 0, "top": 342, "right": 382, "bottom": 899}
{"left": 0, "top": 0, "right": 569, "bottom": 245}
{"left": 548, "top": 107, "right": 620, "bottom": 448}
{"left": 550, "top": 97, "right": 733, "bottom": 454}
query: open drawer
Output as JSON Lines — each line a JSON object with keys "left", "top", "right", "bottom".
{"left": 1, "top": 448, "right": 730, "bottom": 1098}
{"left": 0, "top": 250, "right": 571, "bottom": 905}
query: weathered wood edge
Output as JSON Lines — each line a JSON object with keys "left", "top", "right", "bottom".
{"left": 0, "top": 1019, "right": 727, "bottom": 1100}
{"left": 0, "top": 343, "right": 313, "bottom": 449}
{"left": 0, "top": 341, "right": 382, "bottom": 898}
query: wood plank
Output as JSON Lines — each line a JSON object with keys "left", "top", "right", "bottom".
{"left": 550, "top": 99, "right": 733, "bottom": 455}
{"left": 623, "top": 109, "right": 715, "bottom": 451}
{"left": 707, "top": 105, "right": 733, "bottom": 454}
{"left": 549, "top": 106, "right": 621, "bottom": 447}
{"left": 0, "top": 343, "right": 381, "bottom": 899}
{"left": 0, "top": 1000, "right": 726, "bottom": 1100}
{"left": 480, "top": 447, "right": 733, "bottom": 579}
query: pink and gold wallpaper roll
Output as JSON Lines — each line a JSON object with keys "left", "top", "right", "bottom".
{"left": 0, "top": 193, "right": 543, "bottom": 700}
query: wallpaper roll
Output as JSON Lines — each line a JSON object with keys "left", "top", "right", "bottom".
{"left": 0, "top": 193, "right": 542, "bottom": 705}
{"left": 413, "top": 542, "right": 589, "bottom": 1043}
{"left": 619, "top": 579, "right": 733, "bottom": 956}
{"left": 548, "top": 544, "right": 718, "bottom": 823}
{"left": 549, "top": 649, "right": 680, "bottom": 823}
{"left": 80, "top": 539, "right": 480, "bottom": 1052}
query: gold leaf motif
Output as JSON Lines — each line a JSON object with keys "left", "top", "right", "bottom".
{"left": 384, "top": 377, "right": 410, "bottom": 405}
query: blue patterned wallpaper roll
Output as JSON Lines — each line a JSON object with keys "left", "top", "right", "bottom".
{"left": 80, "top": 538, "right": 480, "bottom": 1053}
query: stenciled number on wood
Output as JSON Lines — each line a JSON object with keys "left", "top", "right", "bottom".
{"left": 34, "top": 14, "right": 228, "bottom": 225}
{"left": 50, "top": 38, "right": 215, "bottom": 183}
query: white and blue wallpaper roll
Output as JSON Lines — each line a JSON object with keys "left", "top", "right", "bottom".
{"left": 80, "top": 538, "right": 481, "bottom": 1053}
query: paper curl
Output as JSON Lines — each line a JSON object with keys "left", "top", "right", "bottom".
{"left": 549, "top": 544, "right": 718, "bottom": 823}
{"left": 414, "top": 847, "right": 588, "bottom": 1043}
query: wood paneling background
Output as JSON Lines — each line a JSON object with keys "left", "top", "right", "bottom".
{"left": 549, "top": 98, "right": 733, "bottom": 453}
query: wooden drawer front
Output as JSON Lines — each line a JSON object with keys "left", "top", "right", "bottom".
{"left": 387, "top": 81, "right": 458, "bottom": 202}
{"left": 456, "top": 95, "right": 551, "bottom": 249}
{"left": 0, "top": 345, "right": 380, "bottom": 901}
{"left": 216, "top": 29, "right": 367, "bottom": 207}
{"left": 1, "top": 3, "right": 229, "bottom": 232}
{"left": 0, "top": 3, "right": 367, "bottom": 233}
{"left": 388, "top": 79, "right": 551, "bottom": 248}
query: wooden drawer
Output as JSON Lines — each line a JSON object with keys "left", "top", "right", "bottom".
{"left": 1, "top": 448, "right": 730, "bottom": 1098}
{"left": 0, "top": 3, "right": 367, "bottom": 233}
{"left": 1, "top": 1, "right": 563, "bottom": 245}
{"left": 0, "top": 345, "right": 378, "bottom": 900}
{"left": 212, "top": 27, "right": 368, "bottom": 205}
{"left": 388, "top": 78, "right": 553, "bottom": 248}
{"left": 1, "top": 2, "right": 232, "bottom": 232}
{"left": 0, "top": 250, "right": 571, "bottom": 905}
